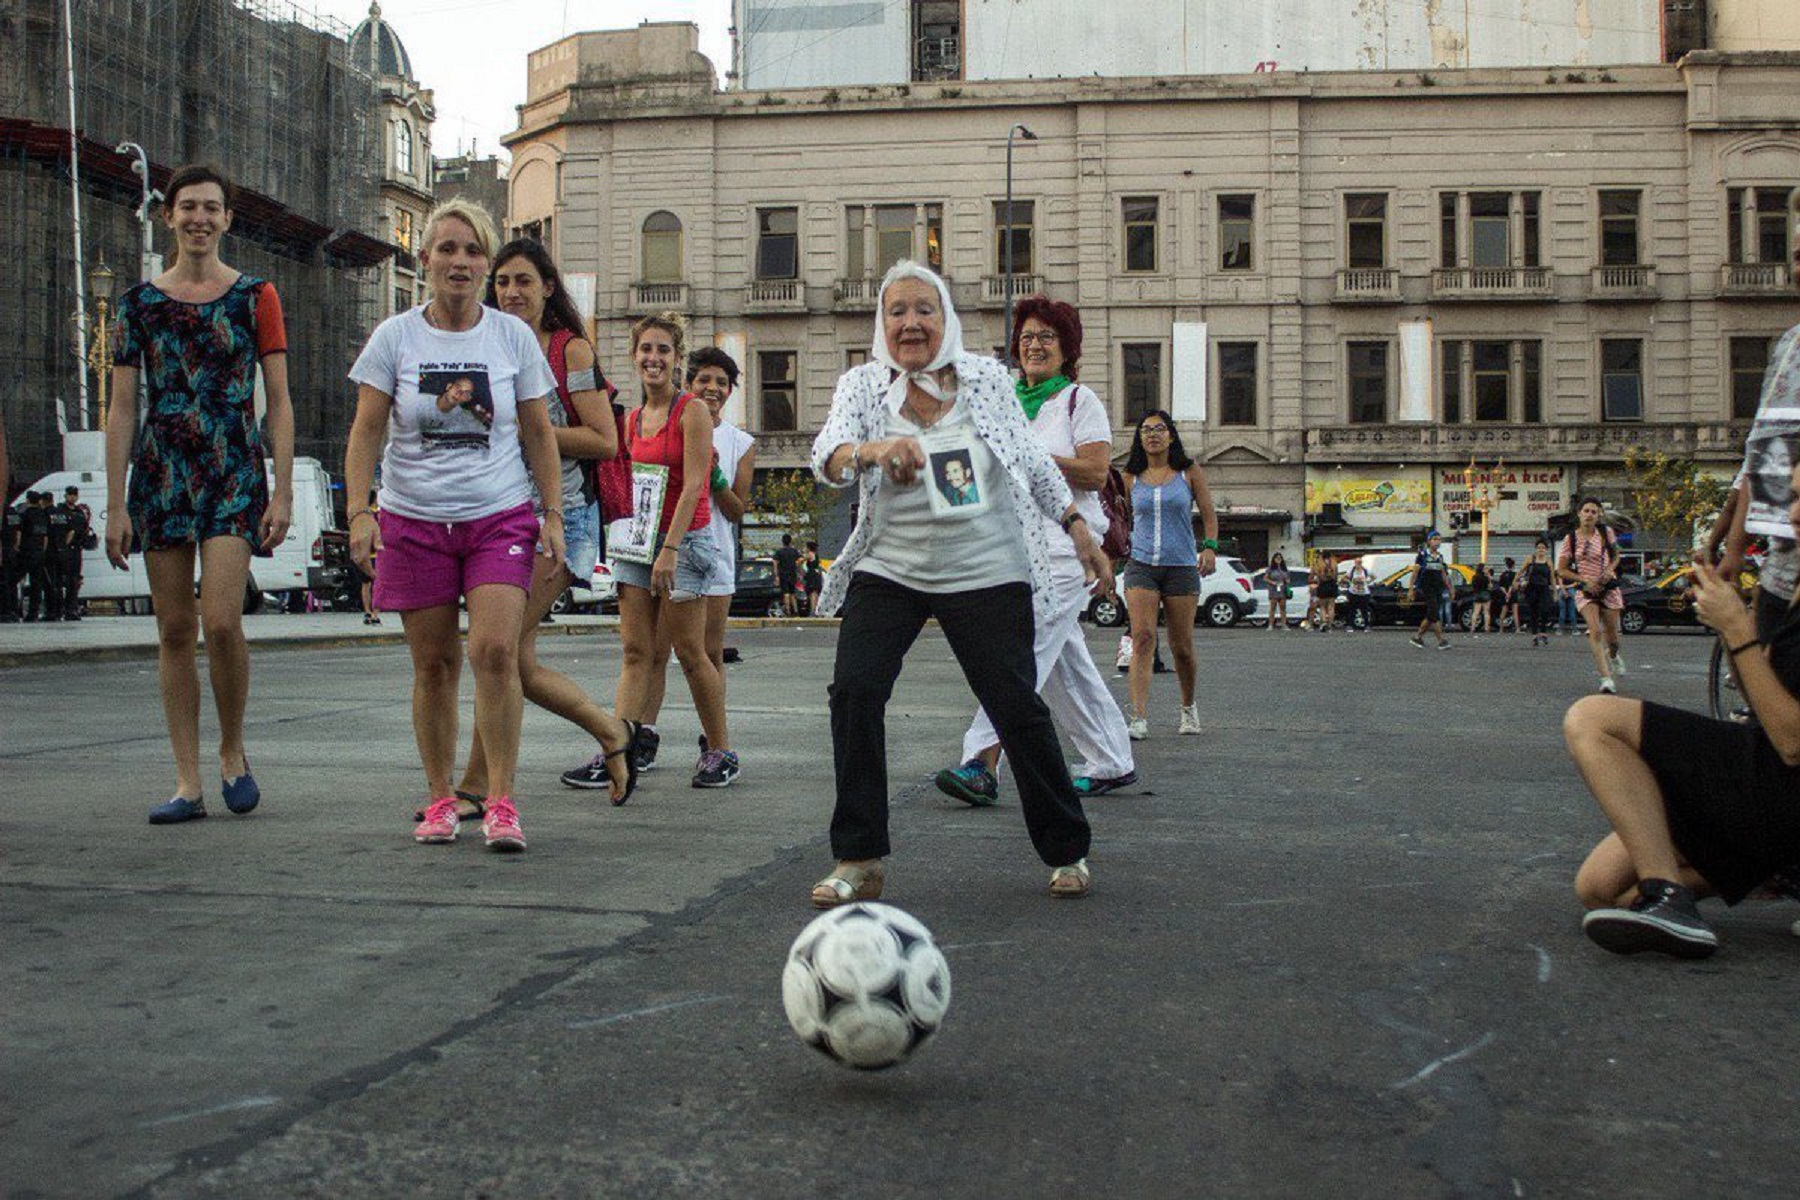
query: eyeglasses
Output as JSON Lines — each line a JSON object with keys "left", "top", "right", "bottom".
{"left": 1018, "top": 331, "right": 1059, "bottom": 346}
{"left": 1139, "top": 424, "right": 1170, "bottom": 435}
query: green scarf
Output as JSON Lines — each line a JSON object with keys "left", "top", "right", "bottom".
{"left": 1015, "top": 374, "right": 1072, "bottom": 421}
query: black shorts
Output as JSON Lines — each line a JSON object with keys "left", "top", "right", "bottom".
{"left": 779, "top": 577, "right": 798, "bottom": 595}
{"left": 1640, "top": 700, "right": 1800, "bottom": 904}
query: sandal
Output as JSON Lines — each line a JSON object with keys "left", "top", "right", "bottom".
{"left": 607, "top": 719, "right": 642, "bottom": 807}
{"left": 413, "top": 790, "right": 486, "bottom": 824}
{"left": 810, "top": 860, "right": 885, "bottom": 910}
{"left": 1049, "top": 858, "right": 1091, "bottom": 899}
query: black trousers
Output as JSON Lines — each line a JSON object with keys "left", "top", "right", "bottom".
{"left": 1522, "top": 587, "right": 1553, "bottom": 635}
{"left": 828, "top": 572, "right": 1092, "bottom": 867}
{"left": 20, "top": 551, "right": 50, "bottom": 618}
{"left": 1345, "top": 594, "right": 1371, "bottom": 627}
{"left": 57, "top": 550, "right": 82, "bottom": 616}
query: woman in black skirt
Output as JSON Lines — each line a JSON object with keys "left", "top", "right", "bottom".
{"left": 1564, "top": 463, "right": 1800, "bottom": 959}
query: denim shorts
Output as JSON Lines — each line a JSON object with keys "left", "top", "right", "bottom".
{"left": 1122, "top": 559, "right": 1200, "bottom": 597}
{"left": 542, "top": 501, "right": 599, "bottom": 582}
{"left": 610, "top": 531, "right": 717, "bottom": 603}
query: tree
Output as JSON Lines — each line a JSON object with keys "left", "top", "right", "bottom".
{"left": 1623, "top": 449, "right": 1732, "bottom": 550}
{"left": 751, "top": 468, "right": 837, "bottom": 546}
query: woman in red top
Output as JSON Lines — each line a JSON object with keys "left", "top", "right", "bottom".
{"left": 610, "top": 312, "right": 738, "bottom": 788}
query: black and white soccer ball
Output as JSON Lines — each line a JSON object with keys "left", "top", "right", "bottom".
{"left": 782, "top": 902, "right": 951, "bottom": 1070}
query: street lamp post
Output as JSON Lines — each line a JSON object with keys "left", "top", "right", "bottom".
{"left": 116, "top": 141, "right": 162, "bottom": 282}
{"left": 1002, "top": 123, "right": 1036, "bottom": 366}
{"left": 87, "top": 259, "right": 116, "bottom": 431}
{"left": 1462, "top": 455, "right": 1504, "bottom": 564}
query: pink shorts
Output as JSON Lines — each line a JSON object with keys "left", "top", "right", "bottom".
{"left": 373, "top": 502, "right": 537, "bottom": 611}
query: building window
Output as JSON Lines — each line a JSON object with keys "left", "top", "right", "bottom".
{"left": 993, "top": 199, "right": 1034, "bottom": 275}
{"left": 1218, "top": 195, "right": 1254, "bottom": 271}
{"left": 393, "top": 285, "right": 411, "bottom": 313}
{"left": 1216, "top": 342, "right": 1257, "bottom": 426}
{"left": 1345, "top": 194, "right": 1387, "bottom": 269}
{"left": 1731, "top": 336, "right": 1773, "bottom": 419}
{"left": 393, "top": 208, "right": 414, "bottom": 254}
{"left": 1346, "top": 342, "right": 1389, "bottom": 424}
{"left": 912, "top": 0, "right": 961, "bottom": 81}
{"left": 1521, "top": 341, "right": 1542, "bottom": 424}
{"left": 1470, "top": 341, "right": 1511, "bottom": 422}
{"left": 1440, "top": 190, "right": 1542, "bottom": 267}
{"left": 1440, "top": 340, "right": 1546, "bottom": 423}
{"left": 758, "top": 351, "right": 797, "bottom": 432}
{"left": 846, "top": 203, "right": 944, "bottom": 277}
{"left": 845, "top": 348, "right": 870, "bottom": 370}
{"left": 1122, "top": 196, "right": 1158, "bottom": 273}
{"left": 1121, "top": 343, "right": 1162, "bottom": 425}
{"left": 393, "top": 119, "right": 413, "bottom": 175}
{"left": 756, "top": 207, "right": 798, "bottom": 280}
{"left": 1600, "top": 339, "right": 1645, "bottom": 422}
{"left": 1598, "top": 190, "right": 1641, "bottom": 266}
{"left": 1727, "top": 187, "right": 1795, "bottom": 264}
{"left": 641, "top": 211, "right": 682, "bottom": 282}
{"left": 1440, "top": 343, "right": 1461, "bottom": 424}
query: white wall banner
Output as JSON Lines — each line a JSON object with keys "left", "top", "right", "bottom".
{"left": 1397, "top": 318, "right": 1433, "bottom": 423}
{"left": 714, "top": 331, "right": 749, "bottom": 428}
{"left": 1171, "top": 322, "right": 1208, "bottom": 424}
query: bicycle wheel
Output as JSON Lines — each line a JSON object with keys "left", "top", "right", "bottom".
{"left": 1708, "top": 639, "right": 1758, "bottom": 725}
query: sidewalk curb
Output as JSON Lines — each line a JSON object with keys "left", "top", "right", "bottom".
{"left": 0, "top": 616, "right": 844, "bottom": 669}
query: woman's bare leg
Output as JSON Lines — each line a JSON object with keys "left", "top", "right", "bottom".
{"left": 144, "top": 546, "right": 202, "bottom": 798}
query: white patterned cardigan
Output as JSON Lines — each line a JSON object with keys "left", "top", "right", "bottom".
{"left": 810, "top": 354, "right": 1075, "bottom": 625}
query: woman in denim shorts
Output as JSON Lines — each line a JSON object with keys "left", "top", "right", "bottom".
{"left": 1120, "top": 410, "right": 1219, "bottom": 741}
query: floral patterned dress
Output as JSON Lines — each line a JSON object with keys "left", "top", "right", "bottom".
{"left": 113, "top": 276, "right": 287, "bottom": 551}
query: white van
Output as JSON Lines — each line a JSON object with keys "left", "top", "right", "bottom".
{"left": 13, "top": 457, "right": 339, "bottom": 613}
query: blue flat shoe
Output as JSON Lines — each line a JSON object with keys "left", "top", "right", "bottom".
{"left": 148, "top": 795, "right": 207, "bottom": 824}
{"left": 221, "top": 762, "right": 260, "bottom": 815}
{"left": 1073, "top": 771, "right": 1138, "bottom": 796}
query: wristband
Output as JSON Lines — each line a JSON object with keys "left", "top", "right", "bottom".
{"left": 349, "top": 510, "right": 376, "bottom": 527}
{"left": 1200, "top": 538, "right": 1219, "bottom": 552}
{"left": 1060, "top": 512, "right": 1086, "bottom": 535}
{"left": 712, "top": 465, "right": 730, "bottom": 491}
{"left": 1727, "top": 638, "right": 1760, "bottom": 657}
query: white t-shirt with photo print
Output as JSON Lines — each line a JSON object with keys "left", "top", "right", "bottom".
{"left": 350, "top": 306, "right": 557, "bottom": 523}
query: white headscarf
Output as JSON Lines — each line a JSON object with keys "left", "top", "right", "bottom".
{"left": 871, "top": 260, "right": 964, "bottom": 410}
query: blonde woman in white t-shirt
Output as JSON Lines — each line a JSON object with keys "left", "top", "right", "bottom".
{"left": 935, "top": 296, "right": 1137, "bottom": 807}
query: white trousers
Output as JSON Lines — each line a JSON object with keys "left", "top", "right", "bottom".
{"left": 962, "top": 555, "right": 1136, "bottom": 780}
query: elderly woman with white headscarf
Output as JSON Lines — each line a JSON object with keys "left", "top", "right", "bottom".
{"left": 808, "top": 261, "right": 1113, "bottom": 907}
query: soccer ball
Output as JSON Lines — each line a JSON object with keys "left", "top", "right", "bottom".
{"left": 782, "top": 902, "right": 951, "bottom": 1070}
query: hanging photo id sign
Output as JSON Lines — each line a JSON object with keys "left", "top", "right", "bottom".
{"left": 610, "top": 461, "right": 669, "bottom": 564}
{"left": 922, "top": 426, "right": 989, "bottom": 520}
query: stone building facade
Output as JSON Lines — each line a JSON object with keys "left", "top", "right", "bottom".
{"left": 351, "top": 3, "right": 435, "bottom": 318}
{"left": 505, "top": 25, "right": 1797, "bottom": 565}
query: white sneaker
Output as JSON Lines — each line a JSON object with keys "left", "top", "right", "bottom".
{"left": 1126, "top": 717, "right": 1149, "bottom": 741}
{"left": 1115, "top": 635, "right": 1133, "bottom": 671}
{"left": 1598, "top": 677, "right": 1617, "bottom": 694}
{"left": 1178, "top": 704, "right": 1201, "bottom": 735}
{"left": 1610, "top": 649, "right": 1627, "bottom": 676}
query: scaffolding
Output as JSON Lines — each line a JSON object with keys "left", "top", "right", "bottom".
{"left": 0, "top": 0, "right": 388, "bottom": 485}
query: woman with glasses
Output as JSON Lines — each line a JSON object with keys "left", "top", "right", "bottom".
{"left": 1120, "top": 411, "right": 1218, "bottom": 740}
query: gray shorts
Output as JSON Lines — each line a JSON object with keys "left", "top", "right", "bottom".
{"left": 1123, "top": 559, "right": 1200, "bottom": 597}
{"left": 609, "top": 533, "right": 718, "bottom": 603}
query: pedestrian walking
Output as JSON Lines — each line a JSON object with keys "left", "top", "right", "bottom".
{"left": 1565, "top": 463, "right": 1800, "bottom": 960}
{"left": 103, "top": 164, "right": 296, "bottom": 824}
{"left": 933, "top": 294, "right": 1136, "bottom": 805}
{"left": 399, "top": 236, "right": 636, "bottom": 813}
{"left": 1558, "top": 497, "right": 1626, "bottom": 693}
{"left": 1554, "top": 576, "right": 1579, "bottom": 635}
{"left": 1344, "top": 558, "right": 1373, "bottom": 631}
{"left": 808, "top": 261, "right": 1109, "bottom": 906}
{"left": 1467, "top": 562, "right": 1492, "bottom": 635}
{"left": 804, "top": 542, "right": 824, "bottom": 615}
{"left": 345, "top": 198, "right": 565, "bottom": 850}
{"left": 1518, "top": 540, "right": 1556, "bottom": 645}
{"left": 1121, "top": 409, "right": 1219, "bottom": 738}
{"left": 1408, "top": 530, "right": 1454, "bottom": 650}
{"left": 1265, "top": 553, "right": 1291, "bottom": 631}
{"left": 607, "top": 312, "right": 738, "bottom": 788}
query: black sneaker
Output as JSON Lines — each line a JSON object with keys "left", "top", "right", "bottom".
{"left": 1583, "top": 878, "right": 1719, "bottom": 959}
{"left": 633, "top": 725, "right": 660, "bottom": 772}
{"left": 692, "top": 748, "right": 739, "bottom": 788}
{"left": 933, "top": 760, "right": 999, "bottom": 806}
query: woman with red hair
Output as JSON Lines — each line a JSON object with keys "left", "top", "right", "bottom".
{"left": 934, "top": 295, "right": 1138, "bottom": 805}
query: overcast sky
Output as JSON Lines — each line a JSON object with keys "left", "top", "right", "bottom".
{"left": 314, "top": 1, "right": 734, "bottom": 161}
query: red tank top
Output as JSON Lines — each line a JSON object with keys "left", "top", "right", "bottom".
{"left": 627, "top": 392, "right": 711, "bottom": 536}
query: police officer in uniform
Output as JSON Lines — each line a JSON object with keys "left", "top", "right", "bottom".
{"left": 18, "top": 491, "right": 52, "bottom": 621}
{"left": 57, "top": 486, "right": 90, "bottom": 619}
{"left": 0, "top": 493, "right": 23, "bottom": 621}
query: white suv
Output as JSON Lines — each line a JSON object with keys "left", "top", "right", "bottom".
{"left": 1085, "top": 556, "right": 1255, "bottom": 628}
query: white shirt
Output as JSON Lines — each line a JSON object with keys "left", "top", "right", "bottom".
{"left": 707, "top": 421, "right": 755, "bottom": 574}
{"left": 1029, "top": 382, "right": 1112, "bottom": 555}
{"left": 349, "top": 306, "right": 556, "bottom": 523}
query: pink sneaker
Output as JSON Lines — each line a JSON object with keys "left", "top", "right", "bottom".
{"left": 482, "top": 796, "right": 526, "bottom": 852}
{"left": 413, "top": 796, "right": 460, "bottom": 844}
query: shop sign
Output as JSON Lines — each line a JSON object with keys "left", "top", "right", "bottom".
{"left": 1435, "top": 466, "right": 1569, "bottom": 533}
{"left": 1305, "top": 467, "right": 1432, "bottom": 528}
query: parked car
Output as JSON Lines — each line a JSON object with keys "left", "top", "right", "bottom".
{"left": 1244, "top": 567, "right": 1314, "bottom": 628}
{"left": 1618, "top": 567, "right": 1707, "bottom": 634}
{"left": 1361, "top": 563, "right": 1481, "bottom": 629}
{"left": 553, "top": 559, "right": 619, "bottom": 615}
{"left": 1083, "top": 556, "right": 1253, "bottom": 629}
{"left": 729, "top": 555, "right": 787, "bottom": 617}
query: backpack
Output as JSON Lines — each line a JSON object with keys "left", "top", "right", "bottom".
{"left": 1066, "top": 390, "right": 1132, "bottom": 559}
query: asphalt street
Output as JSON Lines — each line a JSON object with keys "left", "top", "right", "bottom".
{"left": 2, "top": 621, "right": 1793, "bottom": 1198}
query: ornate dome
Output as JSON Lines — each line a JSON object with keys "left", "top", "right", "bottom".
{"left": 348, "top": 2, "right": 414, "bottom": 80}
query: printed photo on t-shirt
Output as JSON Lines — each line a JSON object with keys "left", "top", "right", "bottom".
{"left": 418, "top": 368, "right": 496, "bottom": 451}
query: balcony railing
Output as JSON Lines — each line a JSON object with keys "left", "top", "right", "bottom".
{"left": 979, "top": 273, "right": 1043, "bottom": 306}
{"left": 1333, "top": 267, "right": 1400, "bottom": 302}
{"left": 1720, "top": 262, "right": 1793, "bottom": 296}
{"left": 834, "top": 277, "right": 880, "bottom": 310}
{"left": 1589, "top": 263, "right": 1658, "bottom": 299}
{"left": 629, "top": 281, "right": 689, "bottom": 310}
{"left": 1430, "top": 266, "right": 1554, "bottom": 300}
{"left": 746, "top": 278, "right": 805, "bottom": 311}
{"left": 1305, "top": 421, "right": 1752, "bottom": 464}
